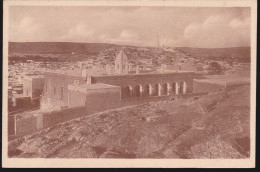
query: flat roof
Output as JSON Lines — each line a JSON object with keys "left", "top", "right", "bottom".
{"left": 68, "top": 83, "right": 120, "bottom": 94}
{"left": 12, "top": 94, "right": 31, "bottom": 98}
{"left": 70, "top": 83, "right": 120, "bottom": 89}
{"left": 24, "top": 75, "right": 44, "bottom": 80}
{"left": 45, "top": 67, "right": 194, "bottom": 78}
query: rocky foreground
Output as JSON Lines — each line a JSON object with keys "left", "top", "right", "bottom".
{"left": 8, "top": 85, "right": 250, "bottom": 159}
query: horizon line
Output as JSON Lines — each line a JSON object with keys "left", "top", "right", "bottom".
{"left": 8, "top": 41, "right": 251, "bottom": 49}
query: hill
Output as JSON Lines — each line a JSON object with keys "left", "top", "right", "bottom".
{"left": 8, "top": 84, "right": 250, "bottom": 158}
{"left": 9, "top": 42, "right": 250, "bottom": 61}
{"left": 8, "top": 42, "right": 121, "bottom": 55}
{"left": 175, "top": 47, "right": 250, "bottom": 61}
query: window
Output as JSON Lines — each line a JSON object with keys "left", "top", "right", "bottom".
{"left": 46, "top": 85, "right": 48, "bottom": 92}
{"left": 27, "top": 90, "right": 29, "bottom": 96}
{"left": 54, "top": 86, "right": 56, "bottom": 95}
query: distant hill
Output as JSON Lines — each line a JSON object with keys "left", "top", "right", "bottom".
{"left": 8, "top": 42, "right": 120, "bottom": 55}
{"left": 175, "top": 47, "right": 250, "bottom": 60}
{"left": 9, "top": 42, "right": 250, "bottom": 61}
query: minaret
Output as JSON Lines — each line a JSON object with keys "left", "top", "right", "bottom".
{"left": 115, "top": 49, "right": 129, "bottom": 75}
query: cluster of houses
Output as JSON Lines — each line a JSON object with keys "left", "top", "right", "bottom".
{"left": 8, "top": 46, "right": 249, "bottom": 114}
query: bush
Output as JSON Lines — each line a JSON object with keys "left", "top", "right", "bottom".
{"left": 208, "top": 62, "right": 223, "bottom": 75}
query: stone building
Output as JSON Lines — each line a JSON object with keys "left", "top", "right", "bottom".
{"left": 10, "top": 75, "right": 44, "bottom": 112}
{"left": 23, "top": 75, "right": 44, "bottom": 101}
{"left": 41, "top": 50, "right": 195, "bottom": 109}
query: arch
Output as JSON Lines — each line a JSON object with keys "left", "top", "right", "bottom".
{"left": 180, "top": 81, "right": 187, "bottom": 94}
{"left": 172, "top": 82, "right": 178, "bottom": 94}
{"left": 153, "top": 83, "right": 161, "bottom": 96}
{"left": 143, "top": 84, "right": 152, "bottom": 97}
{"left": 133, "top": 85, "right": 143, "bottom": 97}
{"left": 122, "top": 85, "right": 132, "bottom": 98}
{"left": 162, "top": 83, "right": 170, "bottom": 95}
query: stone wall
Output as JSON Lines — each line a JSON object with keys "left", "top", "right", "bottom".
{"left": 193, "top": 80, "right": 225, "bottom": 93}
{"left": 42, "top": 72, "right": 86, "bottom": 108}
{"left": 84, "top": 88, "right": 121, "bottom": 114}
{"left": 93, "top": 72, "right": 194, "bottom": 97}
{"left": 15, "top": 114, "right": 43, "bottom": 136}
{"left": 10, "top": 92, "right": 202, "bottom": 138}
{"left": 41, "top": 71, "right": 195, "bottom": 108}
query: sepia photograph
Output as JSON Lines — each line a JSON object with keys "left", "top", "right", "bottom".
{"left": 2, "top": 0, "right": 256, "bottom": 168}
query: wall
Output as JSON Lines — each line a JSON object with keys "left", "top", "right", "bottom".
{"left": 84, "top": 87, "right": 121, "bottom": 113}
{"left": 41, "top": 71, "right": 195, "bottom": 108}
{"left": 41, "top": 72, "right": 86, "bottom": 108}
{"left": 164, "top": 65, "right": 181, "bottom": 71}
{"left": 42, "top": 106, "right": 88, "bottom": 128}
{"left": 11, "top": 91, "right": 205, "bottom": 138}
{"left": 11, "top": 106, "right": 88, "bottom": 137}
{"left": 23, "top": 77, "right": 44, "bottom": 99}
{"left": 93, "top": 72, "right": 195, "bottom": 96}
{"left": 15, "top": 114, "right": 39, "bottom": 136}
{"left": 31, "top": 77, "right": 44, "bottom": 99}
{"left": 68, "top": 90, "right": 87, "bottom": 107}
{"left": 8, "top": 115, "right": 16, "bottom": 135}
{"left": 225, "top": 81, "right": 250, "bottom": 90}
{"left": 68, "top": 85, "right": 121, "bottom": 112}
{"left": 12, "top": 97, "right": 31, "bottom": 109}
{"left": 193, "top": 80, "right": 225, "bottom": 93}
{"left": 23, "top": 79, "right": 32, "bottom": 97}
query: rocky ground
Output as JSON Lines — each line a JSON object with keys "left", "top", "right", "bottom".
{"left": 8, "top": 84, "right": 250, "bottom": 159}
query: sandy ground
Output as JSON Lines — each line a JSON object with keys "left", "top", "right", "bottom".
{"left": 8, "top": 84, "right": 250, "bottom": 159}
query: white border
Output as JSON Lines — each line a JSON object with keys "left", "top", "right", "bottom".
{"left": 2, "top": 0, "right": 257, "bottom": 168}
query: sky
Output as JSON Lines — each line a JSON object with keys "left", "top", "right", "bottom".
{"left": 9, "top": 6, "right": 251, "bottom": 48}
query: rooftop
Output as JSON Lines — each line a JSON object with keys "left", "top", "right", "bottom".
{"left": 68, "top": 83, "right": 120, "bottom": 94}
{"left": 24, "top": 75, "right": 44, "bottom": 80}
{"left": 45, "top": 67, "right": 194, "bottom": 78}
{"left": 75, "top": 83, "right": 120, "bottom": 89}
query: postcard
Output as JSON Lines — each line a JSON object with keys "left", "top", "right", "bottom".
{"left": 2, "top": 0, "right": 256, "bottom": 168}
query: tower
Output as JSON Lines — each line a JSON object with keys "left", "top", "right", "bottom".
{"left": 115, "top": 49, "right": 129, "bottom": 75}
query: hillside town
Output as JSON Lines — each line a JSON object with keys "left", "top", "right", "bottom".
{"left": 8, "top": 45, "right": 250, "bottom": 114}
{"left": 7, "top": 45, "right": 251, "bottom": 159}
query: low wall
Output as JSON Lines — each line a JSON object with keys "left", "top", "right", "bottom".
{"left": 225, "top": 81, "right": 250, "bottom": 90}
{"left": 193, "top": 80, "right": 225, "bottom": 93}
{"left": 8, "top": 115, "right": 16, "bottom": 136}
{"left": 85, "top": 91, "right": 121, "bottom": 114}
{"left": 9, "top": 106, "right": 88, "bottom": 138}
{"left": 43, "top": 106, "right": 88, "bottom": 128}
{"left": 193, "top": 79, "right": 250, "bottom": 93}
{"left": 15, "top": 114, "right": 42, "bottom": 136}
{"left": 9, "top": 92, "right": 203, "bottom": 139}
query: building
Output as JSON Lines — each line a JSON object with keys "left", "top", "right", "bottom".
{"left": 23, "top": 75, "right": 44, "bottom": 100}
{"left": 41, "top": 50, "right": 196, "bottom": 109}
{"left": 68, "top": 83, "right": 121, "bottom": 112}
{"left": 8, "top": 75, "right": 44, "bottom": 113}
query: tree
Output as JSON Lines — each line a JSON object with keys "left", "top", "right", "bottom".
{"left": 208, "top": 62, "right": 222, "bottom": 74}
